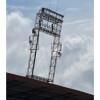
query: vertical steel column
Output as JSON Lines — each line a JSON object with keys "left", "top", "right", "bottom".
{"left": 48, "top": 36, "right": 59, "bottom": 82}
{"left": 48, "top": 23, "right": 62, "bottom": 83}
{"left": 31, "top": 29, "right": 40, "bottom": 77}
{"left": 26, "top": 34, "right": 38, "bottom": 77}
{"left": 26, "top": 12, "right": 42, "bottom": 78}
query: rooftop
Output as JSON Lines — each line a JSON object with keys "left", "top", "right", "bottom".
{"left": 7, "top": 73, "right": 94, "bottom": 100}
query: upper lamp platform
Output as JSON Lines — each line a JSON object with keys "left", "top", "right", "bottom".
{"left": 35, "top": 8, "right": 64, "bottom": 37}
{"left": 40, "top": 8, "right": 64, "bottom": 23}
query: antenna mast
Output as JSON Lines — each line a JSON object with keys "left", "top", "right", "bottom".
{"left": 26, "top": 8, "right": 64, "bottom": 83}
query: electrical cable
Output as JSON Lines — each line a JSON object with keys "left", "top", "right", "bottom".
{"left": 41, "top": 34, "right": 50, "bottom": 65}
{"left": 40, "top": 34, "right": 51, "bottom": 76}
{"left": 35, "top": 34, "right": 50, "bottom": 77}
{"left": 34, "top": 47, "right": 46, "bottom": 76}
{"left": 56, "top": 0, "right": 59, "bottom": 12}
{"left": 49, "top": 0, "right": 52, "bottom": 9}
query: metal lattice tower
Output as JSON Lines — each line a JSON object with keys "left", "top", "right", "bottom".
{"left": 26, "top": 8, "right": 64, "bottom": 83}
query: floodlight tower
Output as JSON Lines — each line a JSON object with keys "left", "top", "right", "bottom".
{"left": 26, "top": 8, "right": 64, "bottom": 83}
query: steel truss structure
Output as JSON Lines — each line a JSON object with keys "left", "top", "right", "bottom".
{"left": 26, "top": 8, "right": 64, "bottom": 83}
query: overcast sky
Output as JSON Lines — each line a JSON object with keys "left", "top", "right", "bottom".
{"left": 6, "top": 0, "right": 94, "bottom": 94}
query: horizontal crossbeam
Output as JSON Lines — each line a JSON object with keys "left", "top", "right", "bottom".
{"left": 27, "top": 75, "right": 53, "bottom": 83}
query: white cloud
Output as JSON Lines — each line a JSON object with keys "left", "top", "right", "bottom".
{"left": 66, "top": 8, "right": 81, "bottom": 12}
{"left": 55, "top": 19, "right": 94, "bottom": 94}
{"left": 7, "top": 11, "right": 32, "bottom": 75}
{"left": 7, "top": 5, "right": 35, "bottom": 11}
